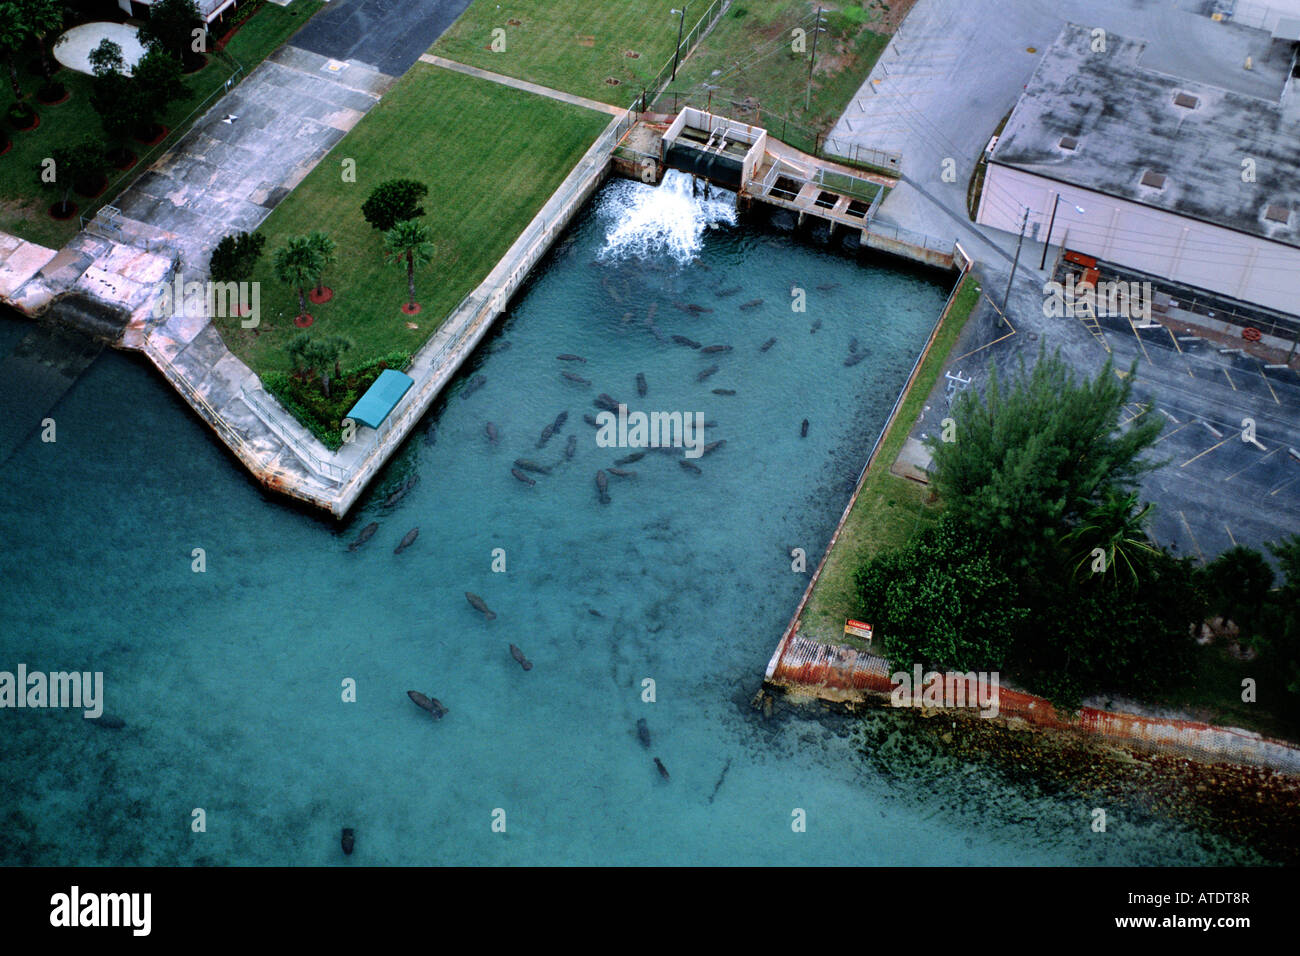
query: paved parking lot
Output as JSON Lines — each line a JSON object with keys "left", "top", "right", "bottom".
{"left": 290, "top": 0, "right": 475, "bottom": 77}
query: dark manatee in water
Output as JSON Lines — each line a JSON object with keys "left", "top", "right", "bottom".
{"left": 595, "top": 470, "right": 610, "bottom": 504}
{"left": 654, "top": 757, "right": 670, "bottom": 781}
{"left": 700, "top": 344, "right": 732, "bottom": 354}
{"left": 553, "top": 410, "right": 568, "bottom": 431}
{"left": 511, "top": 468, "right": 536, "bottom": 486}
{"left": 679, "top": 460, "right": 702, "bottom": 474}
{"left": 407, "top": 690, "right": 447, "bottom": 719}
{"left": 711, "top": 389, "right": 735, "bottom": 396}
{"left": 513, "top": 459, "right": 551, "bottom": 475}
{"left": 485, "top": 422, "right": 499, "bottom": 444}
{"left": 562, "top": 370, "right": 592, "bottom": 386}
{"left": 93, "top": 714, "right": 126, "bottom": 730}
{"left": 348, "top": 522, "right": 378, "bottom": 551}
{"left": 701, "top": 440, "right": 725, "bottom": 456}
{"left": 759, "top": 337, "right": 776, "bottom": 352}
{"left": 696, "top": 364, "right": 719, "bottom": 383}
{"left": 607, "top": 467, "right": 636, "bottom": 478}
{"left": 801, "top": 419, "right": 809, "bottom": 437}
{"left": 740, "top": 299, "right": 764, "bottom": 310}
{"left": 583, "top": 414, "right": 600, "bottom": 428}
{"left": 394, "top": 528, "right": 419, "bottom": 554}
{"left": 536, "top": 423, "right": 555, "bottom": 448}
{"left": 594, "top": 394, "right": 621, "bottom": 412}
{"left": 636, "top": 718, "right": 651, "bottom": 749}
{"left": 341, "top": 828, "right": 355, "bottom": 855}
{"left": 636, "top": 372, "right": 647, "bottom": 397}
{"left": 466, "top": 592, "right": 497, "bottom": 620}
{"left": 613, "top": 452, "right": 644, "bottom": 466}
{"left": 509, "top": 643, "right": 533, "bottom": 671}
{"left": 843, "top": 351, "right": 868, "bottom": 367}
{"left": 461, "top": 374, "right": 486, "bottom": 399}
{"left": 565, "top": 434, "right": 577, "bottom": 459}
{"left": 556, "top": 354, "right": 586, "bottom": 363}
{"left": 672, "top": 335, "right": 701, "bottom": 349}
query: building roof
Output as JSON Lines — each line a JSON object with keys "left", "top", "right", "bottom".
{"left": 989, "top": 23, "right": 1300, "bottom": 248}
{"left": 345, "top": 369, "right": 414, "bottom": 429}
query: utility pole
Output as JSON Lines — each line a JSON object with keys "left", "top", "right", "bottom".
{"left": 1002, "top": 208, "right": 1029, "bottom": 318}
{"left": 806, "top": 7, "right": 824, "bottom": 112}
{"left": 671, "top": 6, "right": 687, "bottom": 83}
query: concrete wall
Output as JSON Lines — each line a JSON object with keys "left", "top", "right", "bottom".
{"left": 978, "top": 163, "right": 1300, "bottom": 315}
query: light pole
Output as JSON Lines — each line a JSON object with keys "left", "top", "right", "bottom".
{"left": 670, "top": 6, "right": 687, "bottom": 83}
{"left": 1002, "top": 207, "right": 1029, "bottom": 317}
{"left": 1038, "top": 194, "right": 1085, "bottom": 270}
{"left": 806, "top": 8, "right": 827, "bottom": 112}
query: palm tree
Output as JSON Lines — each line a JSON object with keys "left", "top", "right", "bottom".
{"left": 306, "top": 335, "right": 353, "bottom": 397}
{"left": 1063, "top": 489, "right": 1161, "bottom": 588}
{"left": 285, "top": 332, "right": 313, "bottom": 381}
{"left": 273, "top": 236, "right": 323, "bottom": 321}
{"left": 383, "top": 219, "right": 434, "bottom": 311}
{"left": 305, "top": 230, "right": 337, "bottom": 299}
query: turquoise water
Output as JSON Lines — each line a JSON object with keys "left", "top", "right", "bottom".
{"left": 0, "top": 173, "right": 1241, "bottom": 865}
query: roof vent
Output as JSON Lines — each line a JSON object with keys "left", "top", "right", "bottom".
{"left": 1265, "top": 204, "right": 1291, "bottom": 224}
{"left": 1173, "top": 92, "right": 1199, "bottom": 109}
{"left": 1141, "top": 170, "right": 1167, "bottom": 190}
{"left": 1059, "top": 135, "right": 1079, "bottom": 150}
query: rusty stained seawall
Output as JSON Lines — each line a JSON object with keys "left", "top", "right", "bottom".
{"left": 767, "top": 634, "right": 1300, "bottom": 774}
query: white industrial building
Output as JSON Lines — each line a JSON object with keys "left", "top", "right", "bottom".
{"left": 977, "top": 22, "right": 1300, "bottom": 317}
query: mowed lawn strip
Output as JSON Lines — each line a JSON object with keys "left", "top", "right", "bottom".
{"left": 669, "top": 0, "right": 891, "bottom": 147}
{"left": 213, "top": 64, "right": 611, "bottom": 377}
{"left": 430, "top": 0, "right": 686, "bottom": 106}
{"left": 0, "top": 0, "right": 323, "bottom": 249}
{"left": 797, "top": 272, "right": 981, "bottom": 646}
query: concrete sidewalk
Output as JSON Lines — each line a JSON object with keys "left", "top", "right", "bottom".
{"left": 419, "top": 54, "right": 627, "bottom": 115}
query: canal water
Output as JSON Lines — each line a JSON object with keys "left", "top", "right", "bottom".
{"left": 0, "top": 172, "right": 1251, "bottom": 865}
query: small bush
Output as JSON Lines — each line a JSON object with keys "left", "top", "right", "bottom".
{"left": 263, "top": 351, "right": 412, "bottom": 450}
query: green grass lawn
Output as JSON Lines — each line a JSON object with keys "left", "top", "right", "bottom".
{"left": 431, "top": 0, "right": 690, "bottom": 106}
{"left": 668, "top": 0, "right": 891, "bottom": 154}
{"left": 213, "top": 63, "right": 611, "bottom": 424}
{"left": 797, "top": 271, "right": 981, "bottom": 645}
{"left": 0, "top": 0, "right": 321, "bottom": 249}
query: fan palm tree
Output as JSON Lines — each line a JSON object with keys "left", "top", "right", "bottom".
{"left": 306, "top": 335, "right": 353, "bottom": 397}
{"left": 305, "top": 230, "right": 337, "bottom": 298}
{"left": 1063, "top": 489, "right": 1161, "bottom": 588}
{"left": 273, "top": 236, "right": 323, "bottom": 320}
{"left": 382, "top": 219, "right": 434, "bottom": 310}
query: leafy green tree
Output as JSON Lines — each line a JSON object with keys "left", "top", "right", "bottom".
{"left": 855, "top": 513, "right": 1027, "bottom": 674}
{"left": 273, "top": 236, "right": 324, "bottom": 319}
{"left": 0, "top": 2, "right": 33, "bottom": 99}
{"left": 1264, "top": 535, "right": 1300, "bottom": 699}
{"left": 1200, "top": 546, "right": 1276, "bottom": 645}
{"left": 930, "top": 349, "right": 1164, "bottom": 574}
{"left": 27, "top": 0, "right": 63, "bottom": 82}
{"left": 304, "top": 335, "right": 353, "bottom": 398}
{"left": 137, "top": 0, "right": 206, "bottom": 70}
{"left": 209, "top": 231, "right": 266, "bottom": 284}
{"left": 44, "top": 138, "right": 106, "bottom": 214}
{"left": 1062, "top": 489, "right": 1161, "bottom": 589}
{"left": 131, "top": 47, "right": 189, "bottom": 137}
{"left": 362, "top": 179, "right": 428, "bottom": 232}
{"left": 383, "top": 219, "right": 435, "bottom": 308}
{"left": 89, "top": 38, "right": 126, "bottom": 78}
{"left": 305, "top": 230, "right": 337, "bottom": 297}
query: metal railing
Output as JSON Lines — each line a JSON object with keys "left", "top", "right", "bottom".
{"left": 863, "top": 220, "right": 954, "bottom": 256}
{"left": 240, "top": 385, "right": 347, "bottom": 482}
{"left": 635, "top": 0, "right": 730, "bottom": 110}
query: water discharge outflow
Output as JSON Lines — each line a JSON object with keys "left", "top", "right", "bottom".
{"left": 597, "top": 170, "right": 738, "bottom": 265}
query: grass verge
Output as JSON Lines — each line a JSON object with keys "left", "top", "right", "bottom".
{"left": 212, "top": 63, "right": 610, "bottom": 390}
{"left": 0, "top": 0, "right": 322, "bottom": 248}
{"left": 430, "top": 0, "right": 685, "bottom": 106}
{"left": 797, "top": 270, "right": 982, "bottom": 646}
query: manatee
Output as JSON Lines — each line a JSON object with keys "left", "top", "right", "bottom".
{"left": 685, "top": 303, "right": 712, "bottom": 314}
{"left": 562, "top": 370, "right": 592, "bottom": 385}
{"left": 588, "top": 608, "right": 604, "bottom": 618}
{"left": 536, "top": 423, "right": 555, "bottom": 448}
{"left": 607, "top": 467, "right": 637, "bottom": 478}
{"left": 584, "top": 414, "right": 601, "bottom": 428}
{"left": 648, "top": 324, "right": 668, "bottom": 343}
{"left": 716, "top": 285, "right": 742, "bottom": 298}
{"left": 672, "top": 335, "right": 701, "bottom": 349}
{"left": 511, "top": 468, "right": 536, "bottom": 486}
{"left": 740, "top": 299, "right": 764, "bottom": 310}
{"left": 595, "top": 470, "right": 610, "bottom": 504}
{"left": 466, "top": 591, "right": 497, "bottom": 620}
{"left": 492, "top": 340, "right": 512, "bottom": 353}
{"left": 801, "top": 418, "right": 809, "bottom": 437}
{"left": 514, "top": 459, "right": 551, "bottom": 475}
{"left": 816, "top": 282, "right": 840, "bottom": 292}
{"left": 696, "top": 364, "right": 719, "bottom": 382}
{"left": 348, "top": 522, "right": 379, "bottom": 551}
{"left": 341, "top": 828, "right": 355, "bottom": 855}
{"left": 93, "top": 714, "right": 126, "bottom": 730}
{"left": 759, "top": 337, "right": 777, "bottom": 352}
{"left": 408, "top": 690, "right": 445, "bottom": 717}
{"left": 843, "top": 351, "right": 868, "bottom": 367}
{"left": 614, "top": 452, "right": 644, "bottom": 466}
{"left": 553, "top": 410, "right": 568, "bottom": 432}
{"left": 701, "top": 440, "right": 726, "bottom": 456}
{"left": 654, "top": 757, "right": 671, "bottom": 781}
{"left": 636, "top": 372, "right": 647, "bottom": 397}
{"left": 394, "top": 527, "right": 419, "bottom": 554}
{"left": 679, "top": 460, "right": 702, "bottom": 474}
{"left": 565, "top": 434, "right": 577, "bottom": 460}
{"left": 485, "top": 422, "right": 499, "bottom": 444}
{"left": 701, "top": 344, "right": 732, "bottom": 354}
{"left": 509, "top": 643, "right": 533, "bottom": 671}
{"left": 849, "top": 336, "right": 860, "bottom": 354}
{"left": 383, "top": 484, "right": 408, "bottom": 508}
{"left": 636, "top": 718, "right": 651, "bottom": 749}
{"left": 423, "top": 421, "right": 437, "bottom": 445}
{"left": 557, "top": 354, "right": 587, "bottom": 362}
{"left": 711, "top": 388, "right": 736, "bottom": 396}
{"left": 810, "top": 318, "right": 822, "bottom": 333}
{"left": 461, "top": 374, "right": 486, "bottom": 399}
{"left": 594, "top": 394, "right": 621, "bottom": 412}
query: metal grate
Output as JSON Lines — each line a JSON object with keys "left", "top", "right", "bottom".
{"left": 1173, "top": 92, "right": 1199, "bottom": 109}
{"left": 1059, "top": 135, "right": 1079, "bottom": 150}
{"left": 1140, "top": 170, "right": 1167, "bottom": 189}
{"left": 1264, "top": 204, "right": 1291, "bottom": 224}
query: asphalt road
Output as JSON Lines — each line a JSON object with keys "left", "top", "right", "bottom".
{"left": 290, "top": 0, "right": 476, "bottom": 76}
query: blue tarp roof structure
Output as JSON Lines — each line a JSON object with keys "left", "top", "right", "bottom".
{"left": 345, "top": 369, "right": 414, "bottom": 429}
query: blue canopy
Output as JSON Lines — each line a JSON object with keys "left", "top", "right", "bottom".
{"left": 345, "top": 369, "right": 414, "bottom": 429}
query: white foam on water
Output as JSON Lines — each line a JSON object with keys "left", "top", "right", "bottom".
{"left": 597, "top": 170, "right": 738, "bottom": 265}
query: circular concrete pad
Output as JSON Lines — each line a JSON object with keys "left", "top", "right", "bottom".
{"left": 54, "top": 23, "right": 147, "bottom": 77}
